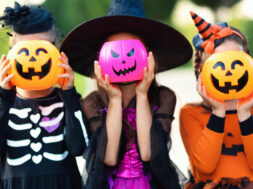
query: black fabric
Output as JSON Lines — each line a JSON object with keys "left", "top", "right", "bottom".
{"left": 207, "top": 114, "right": 225, "bottom": 133}
{"left": 239, "top": 116, "right": 253, "bottom": 136}
{"left": 149, "top": 119, "right": 181, "bottom": 189}
{"left": 221, "top": 144, "right": 244, "bottom": 156}
{"left": 0, "top": 87, "right": 87, "bottom": 189}
{"left": 60, "top": 0, "right": 192, "bottom": 77}
{"left": 0, "top": 2, "right": 54, "bottom": 34}
{"left": 82, "top": 86, "right": 181, "bottom": 189}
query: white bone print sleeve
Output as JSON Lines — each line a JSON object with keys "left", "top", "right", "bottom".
{"left": 60, "top": 87, "right": 88, "bottom": 155}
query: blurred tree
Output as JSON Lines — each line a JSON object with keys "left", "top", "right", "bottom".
{"left": 189, "top": 0, "right": 241, "bottom": 22}
{"left": 0, "top": 28, "right": 10, "bottom": 56}
{"left": 143, "top": 0, "right": 177, "bottom": 20}
{"left": 189, "top": 0, "right": 240, "bottom": 11}
{"left": 45, "top": 0, "right": 177, "bottom": 35}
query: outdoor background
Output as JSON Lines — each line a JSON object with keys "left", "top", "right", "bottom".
{"left": 1, "top": 0, "right": 253, "bottom": 177}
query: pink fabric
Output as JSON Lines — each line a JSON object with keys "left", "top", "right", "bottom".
{"left": 116, "top": 142, "right": 144, "bottom": 178}
{"left": 113, "top": 108, "right": 150, "bottom": 188}
{"left": 101, "top": 107, "right": 152, "bottom": 189}
{"left": 113, "top": 176, "right": 151, "bottom": 189}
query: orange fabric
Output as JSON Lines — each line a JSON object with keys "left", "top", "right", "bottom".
{"left": 180, "top": 104, "right": 253, "bottom": 183}
{"left": 190, "top": 11, "right": 212, "bottom": 39}
{"left": 201, "top": 25, "right": 233, "bottom": 54}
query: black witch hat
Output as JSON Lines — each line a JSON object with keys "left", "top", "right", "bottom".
{"left": 0, "top": 2, "right": 54, "bottom": 34}
{"left": 60, "top": 0, "right": 193, "bottom": 77}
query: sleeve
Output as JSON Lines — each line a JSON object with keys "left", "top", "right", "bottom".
{"left": 60, "top": 87, "right": 89, "bottom": 156}
{"left": 239, "top": 115, "right": 253, "bottom": 169}
{"left": 149, "top": 87, "right": 181, "bottom": 189}
{"left": 179, "top": 105, "right": 225, "bottom": 174}
{"left": 0, "top": 87, "right": 16, "bottom": 157}
{"left": 82, "top": 91, "right": 108, "bottom": 161}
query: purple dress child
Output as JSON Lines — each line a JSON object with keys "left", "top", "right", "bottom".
{"left": 112, "top": 108, "right": 151, "bottom": 189}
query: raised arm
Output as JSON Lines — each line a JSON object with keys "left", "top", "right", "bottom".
{"left": 237, "top": 94, "right": 253, "bottom": 169}
{"left": 0, "top": 55, "right": 15, "bottom": 156}
{"left": 58, "top": 52, "right": 88, "bottom": 156}
{"left": 94, "top": 61, "right": 122, "bottom": 166}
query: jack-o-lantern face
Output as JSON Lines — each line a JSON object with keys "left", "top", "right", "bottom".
{"left": 201, "top": 51, "right": 253, "bottom": 100}
{"left": 99, "top": 39, "right": 148, "bottom": 83}
{"left": 7, "top": 40, "right": 64, "bottom": 90}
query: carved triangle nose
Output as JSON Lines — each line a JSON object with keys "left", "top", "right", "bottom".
{"left": 122, "top": 60, "right": 126, "bottom": 64}
{"left": 30, "top": 57, "right": 36, "bottom": 62}
{"left": 225, "top": 71, "right": 232, "bottom": 76}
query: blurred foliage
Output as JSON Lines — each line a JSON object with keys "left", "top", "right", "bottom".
{"left": 45, "top": 0, "right": 110, "bottom": 35}
{"left": 189, "top": 0, "right": 241, "bottom": 11}
{"left": 143, "top": 0, "right": 177, "bottom": 20}
{"left": 0, "top": 28, "right": 10, "bottom": 56}
{"left": 229, "top": 18, "right": 253, "bottom": 55}
{"left": 45, "top": 0, "right": 177, "bottom": 36}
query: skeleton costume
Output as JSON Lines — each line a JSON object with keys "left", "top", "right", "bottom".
{"left": 61, "top": 0, "right": 192, "bottom": 188}
{"left": 0, "top": 3, "right": 88, "bottom": 189}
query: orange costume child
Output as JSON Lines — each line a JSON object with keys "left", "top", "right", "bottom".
{"left": 180, "top": 12, "right": 253, "bottom": 188}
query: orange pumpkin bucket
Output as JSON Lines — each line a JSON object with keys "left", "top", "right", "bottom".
{"left": 7, "top": 40, "right": 64, "bottom": 90}
{"left": 201, "top": 51, "right": 253, "bottom": 100}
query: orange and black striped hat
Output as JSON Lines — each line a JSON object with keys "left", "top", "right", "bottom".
{"left": 190, "top": 11, "right": 246, "bottom": 54}
{"left": 190, "top": 11, "right": 213, "bottom": 41}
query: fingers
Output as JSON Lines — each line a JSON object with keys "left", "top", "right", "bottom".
{"left": 0, "top": 58, "right": 9, "bottom": 72}
{"left": 58, "top": 62, "right": 72, "bottom": 71}
{"left": 104, "top": 74, "right": 110, "bottom": 88}
{"left": 0, "top": 55, "right": 6, "bottom": 66}
{"left": 238, "top": 92, "right": 253, "bottom": 107}
{"left": 59, "top": 53, "right": 69, "bottom": 66}
{"left": 147, "top": 51, "right": 155, "bottom": 75}
{"left": 0, "top": 60, "right": 10, "bottom": 81}
{"left": 2, "top": 74, "right": 14, "bottom": 84}
{"left": 94, "top": 60, "right": 103, "bottom": 82}
{"left": 60, "top": 52, "right": 69, "bottom": 62}
{"left": 58, "top": 73, "right": 70, "bottom": 78}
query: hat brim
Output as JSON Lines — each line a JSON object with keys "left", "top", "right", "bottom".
{"left": 60, "top": 15, "right": 193, "bottom": 77}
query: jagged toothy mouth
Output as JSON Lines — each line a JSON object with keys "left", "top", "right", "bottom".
{"left": 112, "top": 60, "right": 137, "bottom": 76}
{"left": 15, "top": 59, "right": 51, "bottom": 80}
{"left": 211, "top": 71, "right": 248, "bottom": 94}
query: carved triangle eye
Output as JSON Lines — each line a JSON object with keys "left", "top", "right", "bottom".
{"left": 111, "top": 50, "right": 120, "bottom": 58}
{"left": 127, "top": 48, "right": 134, "bottom": 57}
{"left": 36, "top": 48, "right": 48, "bottom": 55}
{"left": 213, "top": 61, "right": 225, "bottom": 70}
{"left": 18, "top": 48, "right": 29, "bottom": 56}
{"left": 231, "top": 60, "right": 243, "bottom": 69}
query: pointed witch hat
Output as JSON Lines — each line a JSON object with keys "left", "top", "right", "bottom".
{"left": 61, "top": 0, "right": 193, "bottom": 77}
{"left": 190, "top": 11, "right": 213, "bottom": 41}
{"left": 190, "top": 11, "right": 247, "bottom": 54}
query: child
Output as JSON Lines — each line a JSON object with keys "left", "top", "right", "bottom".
{"left": 0, "top": 2, "right": 88, "bottom": 189}
{"left": 180, "top": 11, "right": 253, "bottom": 188}
{"left": 61, "top": 0, "right": 192, "bottom": 188}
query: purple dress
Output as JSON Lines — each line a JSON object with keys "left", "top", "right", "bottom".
{"left": 111, "top": 108, "right": 151, "bottom": 189}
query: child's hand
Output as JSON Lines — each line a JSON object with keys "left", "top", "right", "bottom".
{"left": 237, "top": 93, "right": 253, "bottom": 122}
{"left": 94, "top": 60, "right": 121, "bottom": 100}
{"left": 136, "top": 52, "right": 155, "bottom": 97}
{"left": 58, "top": 52, "right": 73, "bottom": 90}
{"left": 0, "top": 55, "right": 13, "bottom": 90}
{"left": 197, "top": 75, "right": 225, "bottom": 117}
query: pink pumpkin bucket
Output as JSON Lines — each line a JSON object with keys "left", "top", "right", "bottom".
{"left": 99, "top": 39, "right": 148, "bottom": 83}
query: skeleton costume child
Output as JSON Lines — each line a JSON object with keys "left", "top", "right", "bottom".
{"left": 61, "top": 0, "right": 192, "bottom": 188}
{"left": 0, "top": 3, "right": 88, "bottom": 189}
